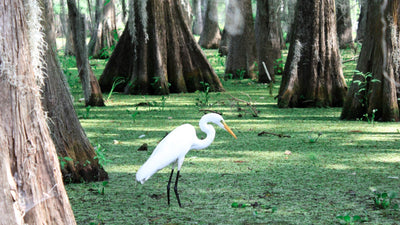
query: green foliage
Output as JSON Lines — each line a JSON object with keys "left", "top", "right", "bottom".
{"left": 94, "top": 144, "right": 111, "bottom": 168}
{"left": 236, "top": 69, "right": 246, "bottom": 80}
{"left": 195, "top": 81, "right": 211, "bottom": 107}
{"left": 373, "top": 191, "right": 398, "bottom": 209}
{"left": 151, "top": 76, "right": 171, "bottom": 91}
{"left": 363, "top": 108, "right": 378, "bottom": 124}
{"left": 353, "top": 70, "right": 381, "bottom": 108}
{"left": 58, "top": 156, "right": 73, "bottom": 169}
{"left": 93, "top": 181, "right": 109, "bottom": 195}
{"left": 79, "top": 105, "right": 92, "bottom": 119}
{"left": 336, "top": 213, "right": 368, "bottom": 225}
{"left": 106, "top": 77, "right": 125, "bottom": 102}
{"left": 126, "top": 107, "right": 139, "bottom": 122}
{"left": 308, "top": 132, "right": 322, "bottom": 143}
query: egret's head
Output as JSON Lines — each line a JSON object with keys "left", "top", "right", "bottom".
{"left": 202, "top": 113, "right": 237, "bottom": 139}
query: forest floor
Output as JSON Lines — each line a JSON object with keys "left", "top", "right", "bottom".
{"left": 62, "top": 47, "right": 400, "bottom": 224}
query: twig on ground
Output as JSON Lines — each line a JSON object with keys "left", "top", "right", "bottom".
{"left": 228, "top": 93, "right": 259, "bottom": 117}
{"left": 258, "top": 131, "right": 291, "bottom": 138}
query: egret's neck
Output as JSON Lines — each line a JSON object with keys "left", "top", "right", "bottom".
{"left": 191, "top": 120, "right": 216, "bottom": 150}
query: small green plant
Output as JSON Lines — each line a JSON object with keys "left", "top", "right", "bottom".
{"left": 363, "top": 108, "right": 378, "bottom": 124}
{"left": 160, "top": 95, "right": 167, "bottom": 111}
{"left": 336, "top": 213, "right": 367, "bottom": 225}
{"left": 94, "top": 144, "right": 111, "bottom": 168}
{"left": 58, "top": 156, "right": 73, "bottom": 169}
{"left": 373, "top": 191, "right": 398, "bottom": 209}
{"left": 106, "top": 77, "right": 125, "bottom": 101}
{"left": 79, "top": 105, "right": 92, "bottom": 119}
{"left": 308, "top": 132, "right": 322, "bottom": 143}
{"left": 93, "top": 181, "right": 109, "bottom": 195}
{"left": 83, "top": 160, "right": 91, "bottom": 167}
{"left": 224, "top": 73, "right": 233, "bottom": 81}
{"left": 127, "top": 107, "right": 139, "bottom": 122}
{"left": 195, "top": 81, "right": 211, "bottom": 107}
{"left": 236, "top": 69, "right": 246, "bottom": 80}
{"left": 151, "top": 77, "right": 171, "bottom": 91}
{"left": 353, "top": 70, "right": 380, "bottom": 108}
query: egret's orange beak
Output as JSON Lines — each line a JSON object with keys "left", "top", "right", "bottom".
{"left": 223, "top": 122, "right": 237, "bottom": 139}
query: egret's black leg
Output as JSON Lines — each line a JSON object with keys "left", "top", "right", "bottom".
{"left": 174, "top": 170, "right": 182, "bottom": 207}
{"left": 167, "top": 169, "right": 174, "bottom": 206}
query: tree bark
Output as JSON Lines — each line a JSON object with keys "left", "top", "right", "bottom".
{"left": 336, "top": 0, "right": 353, "bottom": 48}
{"left": 99, "top": 0, "right": 224, "bottom": 95}
{"left": 225, "top": 0, "right": 257, "bottom": 79}
{"left": 218, "top": 2, "right": 233, "bottom": 56}
{"left": 88, "top": 0, "right": 118, "bottom": 59}
{"left": 198, "top": 0, "right": 221, "bottom": 49}
{"left": 256, "top": 0, "right": 282, "bottom": 83}
{"left": 341, "top": 0, "right": 400, "bottom": 122}
{"left": 218, "top": 28, "right": 230, "bottom": 56}
{"left": 0, "top": 0, "right": 76, "bottom": 223}
{"left": 180, "top": 0, "right": 193, "bottom": 27}
{"left": 67, "top": 0, "right": 105, "bottom": 106}
{"left": 282, "top": 0, "right": 297, "bottom": 43}
{"left": 41, "top": 0, "right": 108, "bottom": 182}
{"left": 355, "top": 0, "right": 367, "bottom": 42}
{"left": 277, "top": 0, "right": 347, "bottom": 108}
{"left": 59, "top": 0, "right": 75, "bottom": 55}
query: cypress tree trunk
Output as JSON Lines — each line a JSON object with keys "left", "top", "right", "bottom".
{"left": 277, "top": 0, "right": 347, "bottom": 108}
{"left": 255, "top": 0, "right": 282, "bottom": 83}
{"left": 99, "top": 0, "right": 224, "bottom": 95}
{"left": 355, "top": 0, "right": 367, "bottom": 43}
{"left": 41, "top": 0, "right": 108, "bottom": 182}
{"left": 192, "top": 0, "right": 205, "bottom": 35}
{"left": 198, "top": 0, "right": 221, "bottom": 49}
{"left": 341, "top": 0, "right": 400, "bottom": 122}
{"left": 335, "top": 0, "right": 353, "bottom": 48}
{"left": 225, "top": 0, "right": 257, "bottom": 79}
{"left": 88, "top": 0, "right": 118, "bottom": 59}
{"left": 67, "top": 0, "right": 105, "bottom": 106}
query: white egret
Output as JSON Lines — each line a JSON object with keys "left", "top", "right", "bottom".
{"left": 136, "top": 113, "right": 237, "bottom": 207}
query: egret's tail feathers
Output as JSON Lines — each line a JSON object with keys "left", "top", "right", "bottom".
{"left": 136, "top": 163, "right": 159, "bottom": 184}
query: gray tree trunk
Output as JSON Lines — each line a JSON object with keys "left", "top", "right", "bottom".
{"left": 199, "top": 0, "right": 221, "bottom": 49}
{"left": 256, "top": 0, "right": 282, "bottom": 83}
{"left": 88, "top": 0, "right": 118, "bottom": 58}
{"left": 225, "top": 0, "right": 257, "bottom": 79}
{"left": 192, "top": 0, "right": 205, "bottom": 34}
{"left": 355, "top": 0, "right": 367, "bottom": 42}
{"left": 336, "top": 0, "right": 353, "bottom": 48}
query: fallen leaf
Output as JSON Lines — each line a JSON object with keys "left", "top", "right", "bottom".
{"left": 284, "top": 150, "right": 292, "bottom": 155}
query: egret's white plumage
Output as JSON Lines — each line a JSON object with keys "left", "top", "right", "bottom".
{"left": 135, "top": 113, "right": 237, "bottom": 206}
